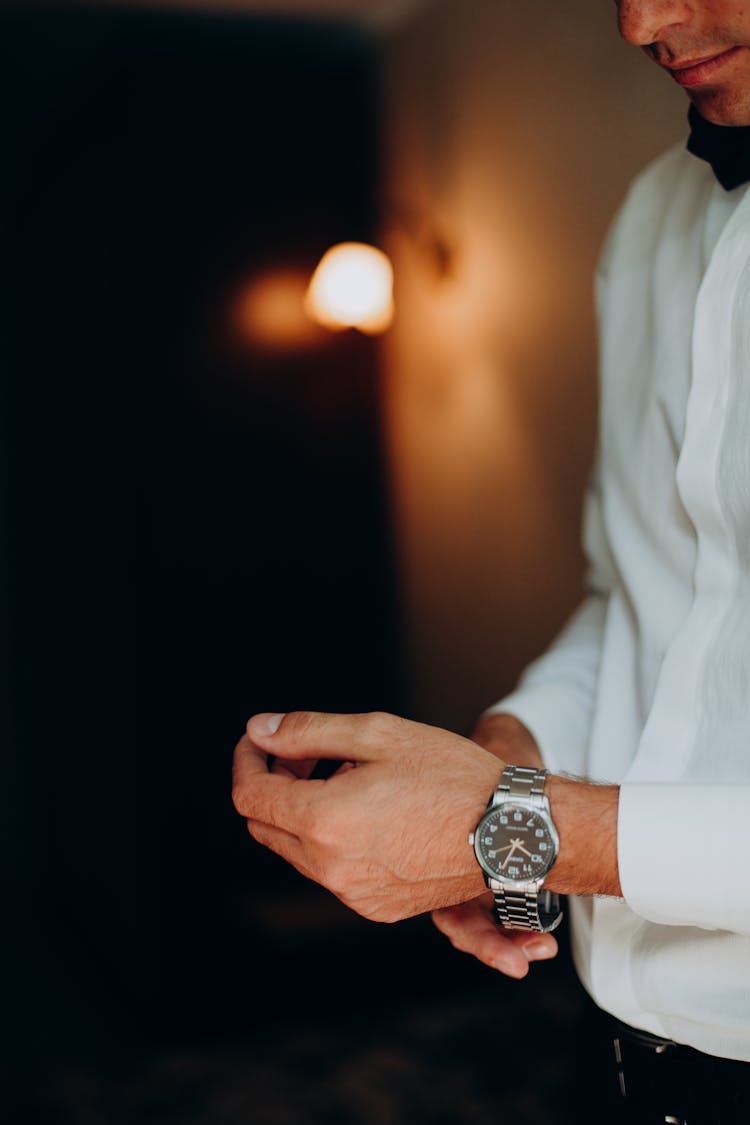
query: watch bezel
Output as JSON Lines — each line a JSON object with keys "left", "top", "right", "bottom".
{"left": 472, "top": 800, "right": 559, "bottom": 888}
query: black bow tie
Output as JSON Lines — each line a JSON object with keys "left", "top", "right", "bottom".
{"left": 686, "top": 104, "right": 750, "bottom": 191}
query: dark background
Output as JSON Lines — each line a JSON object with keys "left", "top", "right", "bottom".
{"left": 3, "top": 0, "right": 402, "bottom": 1045}
{"left": 2, "top": 5, "right": 599, "bottom": 1122}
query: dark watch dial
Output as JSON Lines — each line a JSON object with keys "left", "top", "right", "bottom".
{"left": 474, "top": 803, "right": 557, "bottom": 884}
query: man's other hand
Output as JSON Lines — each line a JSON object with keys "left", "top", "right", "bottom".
{"left": 468, "top": 711, "right": 543, "bottom": 768}
{"left": 432, "top": 893, "right": 558, "bottom": 979}
{"left": 232, "top": 710, "right": 503, "bottom": 923}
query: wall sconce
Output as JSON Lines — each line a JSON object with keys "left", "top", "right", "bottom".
{"left": 305, "top": 242, "right": 394, "bottom": 335}
{"left": 233, "top": 243, "right": 394, "bottom": 352}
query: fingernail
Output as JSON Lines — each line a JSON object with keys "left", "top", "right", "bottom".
{"left": 522, "top": 939, "right": 556, "bottom": 961}
{"left": 249, "top": 713, "right": 285, "bottom": 737}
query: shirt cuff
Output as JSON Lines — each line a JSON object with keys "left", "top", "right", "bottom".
{"left": 618, "top": 782, "right": 750, "bottom": 936}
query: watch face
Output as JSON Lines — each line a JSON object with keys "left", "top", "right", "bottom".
{"left": 474, "top": 803, "right": 557, "bottom": 885}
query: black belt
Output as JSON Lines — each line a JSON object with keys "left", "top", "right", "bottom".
{"left": 609, "top": 1017, "right": 750, "bottom": 1125}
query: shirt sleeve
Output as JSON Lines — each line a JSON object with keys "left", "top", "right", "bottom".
{"left": 618, "top": 783, "right": 750, "bottom": 936}
{"left": 483, "top": 593, "right": 606, "bottom": 776}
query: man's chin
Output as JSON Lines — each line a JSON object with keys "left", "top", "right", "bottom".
{"left": 690, "top": 89, "right": 750, "bottom": 127}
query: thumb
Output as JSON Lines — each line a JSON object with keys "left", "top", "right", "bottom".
{"left": 246, "top": 710, "right": 398, "bottom": 763}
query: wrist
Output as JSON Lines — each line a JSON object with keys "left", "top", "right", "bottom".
{"left": 469, "top": 764, "right": 564, "bottom": 933}
{"left": 545, "top": 775, "right": 622, "bottom": 898}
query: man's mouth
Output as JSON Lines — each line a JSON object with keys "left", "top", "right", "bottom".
{"left": 666, "top": 46, "right": 743, "bottom": 87}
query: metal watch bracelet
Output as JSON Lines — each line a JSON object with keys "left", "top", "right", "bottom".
{"left": 487, "top": 765, "right": 563, "bottom": 933}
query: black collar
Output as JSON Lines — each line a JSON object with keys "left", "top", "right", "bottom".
{"left": 686, "top": 104, "right": 750, "bottom": 191}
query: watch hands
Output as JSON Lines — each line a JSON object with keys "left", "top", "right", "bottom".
{"left": 499, "top": 837, "right": 525, "bottom": 870}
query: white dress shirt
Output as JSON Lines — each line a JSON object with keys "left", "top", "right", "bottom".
{"left": 489, "top": 142, "right": 750, "bottom": 1062}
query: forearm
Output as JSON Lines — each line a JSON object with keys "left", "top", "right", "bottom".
{"left": 546, "top": 775, "right": 621, "bottom": 898}
{"left": 472, "top": 714, "right": 621, "bottom": 899}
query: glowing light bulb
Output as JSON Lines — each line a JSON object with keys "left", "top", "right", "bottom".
{"left": 305, "top": 242, "right": 394, "bottom": 335}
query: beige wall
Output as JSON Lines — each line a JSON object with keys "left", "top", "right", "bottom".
{"left": 380, "top": 0, "right": 686, "bottom": 733}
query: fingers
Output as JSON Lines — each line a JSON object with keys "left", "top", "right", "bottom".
{"left": 269, "top": 759, "right": 355, "bottom": 780}
{"left": 232, "top": 733, "right": 322, "bottom": 830}
{"left": 270, "top": 757, "right": 318, "bottom": 780}
{"left": 245, "top": 818, "right": 304, "bottom": 868}
{"left": 245, "top": 820, "right": 327, "bottom": 887}
{"left": 246, "top": 710, "right": 413, "bottom": 764}
{"left": 432, "top": 896, "right": 558, "bottom": 979}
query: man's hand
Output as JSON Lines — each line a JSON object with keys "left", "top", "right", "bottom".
{"left": 467, "top": 711, "right": 543, "bottom": 768}
{"left": 232, "top": 710, "right": 503, "bottom": 923}
{"left": 430, "top": 711, "right": 559, "bottom": 977}
{"left": 432, "top": 894, "right": 558, "bottom": 979}
{"left": 232, "top": 708, "right": 618, "bottom": 976}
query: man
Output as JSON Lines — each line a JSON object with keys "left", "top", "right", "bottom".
{"left": 233, "top": 3, "right": 750, "bottom": 1120}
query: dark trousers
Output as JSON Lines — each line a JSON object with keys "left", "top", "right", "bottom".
{"left": 575, "top": 997, "right": 750, "bottom": 1125}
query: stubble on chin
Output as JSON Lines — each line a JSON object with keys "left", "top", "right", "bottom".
{"left": 690, "top": 85, "right": 750, "bottom": 126}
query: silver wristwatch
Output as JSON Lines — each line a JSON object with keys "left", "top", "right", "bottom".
{"left": 469, "top": 765, "right": 563, "bottom": 933}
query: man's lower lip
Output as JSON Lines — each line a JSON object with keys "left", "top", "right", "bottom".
{"left": 670, "top": 47, "right": 742, "bottom": 87}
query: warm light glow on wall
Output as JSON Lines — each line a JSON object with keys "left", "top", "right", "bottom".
{"left": 305, "top": 242, "right": 394, "bottom": 335}
{"left": 234, "top": 268, "right": 324, "bottom": 351}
